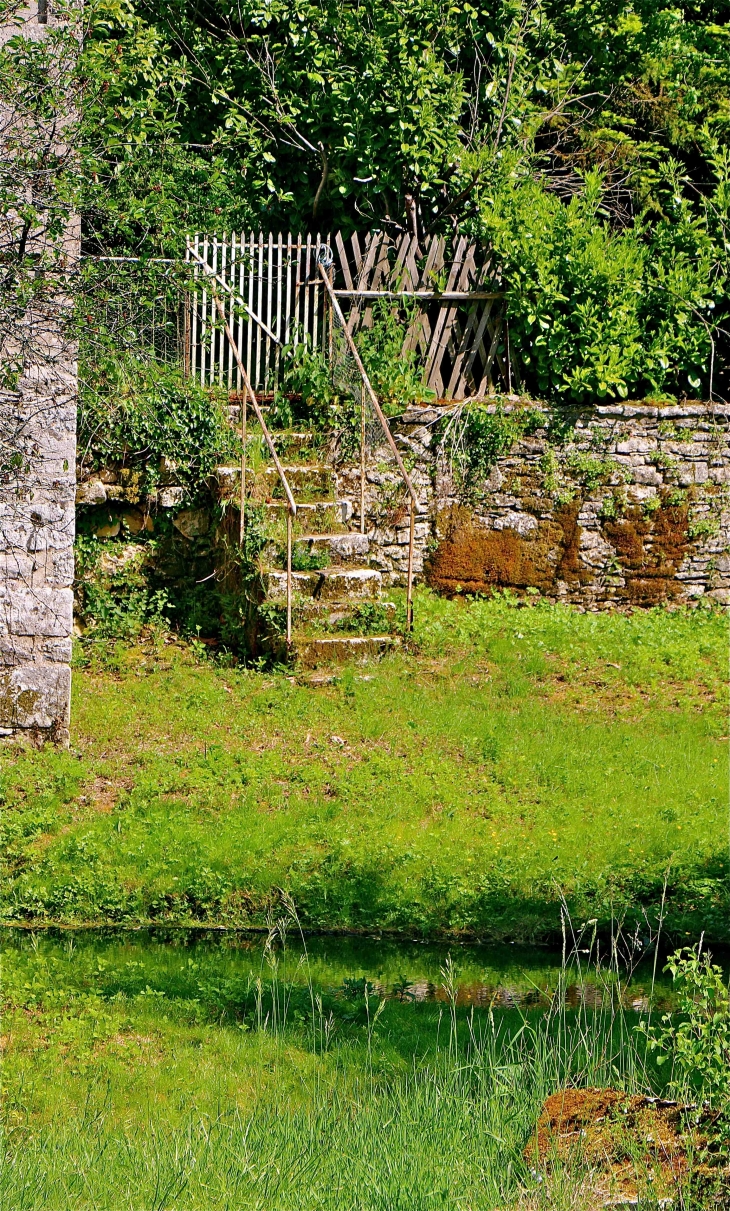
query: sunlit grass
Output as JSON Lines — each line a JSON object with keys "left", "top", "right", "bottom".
{"left": 1, "top": 916, "right": 682, "bottom": 1211}
{"left": 1, "top": 592, "right": 726, "bottom": 939}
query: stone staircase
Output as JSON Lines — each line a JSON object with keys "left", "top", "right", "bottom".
{"left": 246, "top": 430, "right": 402, "bottom": 667}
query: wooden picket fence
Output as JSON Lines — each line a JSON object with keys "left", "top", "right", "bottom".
{"left": 185, "top": 230, "right": 516, "bottom": 399}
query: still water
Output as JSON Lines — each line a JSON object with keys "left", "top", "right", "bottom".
{"left": 6, "top": 926, "right": 720, "bottom": 1012}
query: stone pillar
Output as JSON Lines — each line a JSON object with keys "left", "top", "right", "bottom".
{"left": 0, "top": 4, "right": 78, "bottom": 745}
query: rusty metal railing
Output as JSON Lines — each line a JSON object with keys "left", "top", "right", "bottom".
{"left": 316, "top": 253, "right": 420, "bottom": 631}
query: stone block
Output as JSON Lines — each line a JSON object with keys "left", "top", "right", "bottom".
{"left": 0, "top": 634, "right": 34, "bottom": 667}
{"left": 616, "top": 438, "right": 656, "bottom": 454}
{"left": 37, "top": 637, "right": 73, "bottom": 662}
{"left": 0, "top": 664, "right": 71, "bottom": 731}
{"left": 47, "top": 547, "right": 74, "bottom": 587}
{"left": 631, "top": 466, "right": 663, "bottom": 485}
{"left": 173, "top": 508, "right": 210, "bottom": 538}
{"left": 678, "top": 463, "right": 709, "bottom": 486}
{"left": 159, "top": 486, "right": 185, "bottom": 509}
{"left": 709, "top": 466, "right": 730, "bottom": 484}
{"left": 3, "top": 585, "right": 74, "bottom": 637}
{"left": 76, "top": 479, "right": 107, "bottom": 505}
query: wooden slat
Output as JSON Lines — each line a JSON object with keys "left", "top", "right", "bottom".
{"left": 236, "top": 232, "right": 245, "bottom": 391}
{"left": 361, "top": 232, "right": 391, "bottom": 328}
{"left": 191, "top": 234, "right": 199, "bottom": 382}
{"left": 477, "top": 313, "right": 504, "bottom": 397}
{"left": 450, "top": 256, "right": 496, "bottom": 397}
{"left": 284, "top": 232, "right": 293, "bottom": 345}
{"left": 403, "top": 236, "right": 443, "bottom": 356}
{"left": 303, "top": 232, "right": 312, "bottom": 346}
{"left": 423, "top": 235, "right": 469, "bottom": 390}
{"left": 210, "top": 236, "right": 220, "bottom": 385}
{"left": 448, "top": 254, "right": 494, "bottom": 397}
{"left": 400, "top": 234, "right": 421, "bottom": 292}
{"left": 312, "top": 231, "right": 320, "bottom": 351}
{"left": 226, "top": 233, "right": 236, "bottom": 389}
{"left": 265, "top": 231, "right": 274, "bottom": 389}
{"left": 274, "top": 231, "right": 283, "bottom": 386}
{"left": 199, "top": 233, "right": 209, "bottom": 385}
{"left": 335, "top": 230, "right": 354, "bottom": 291}
{"left": 347, "top": 231, "right": 383, "bottom": 334}
{"left": 350, "top": 232, "right": 363, "bottom": 281}
{"left": 293, "top": 233, "right": 303, "bottom": 347}
{"left": 454, "top": 297, "right": 495, "bottom": 397}
{"left": 246, "top": 231, "right": 255, "bottom": 386}
{"left": 255, "top": 231, "right": 264, "bottom": 387}
{"left": 219, "top": 233, "right": 227, "bottom": 386}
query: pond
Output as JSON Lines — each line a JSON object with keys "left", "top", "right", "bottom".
{"left": 6, "top": 925, "right": 721, "bottom": 1012}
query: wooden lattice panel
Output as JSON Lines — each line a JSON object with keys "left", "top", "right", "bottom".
{"left": 187, "top": 231, "right": 515, "bottom": 399}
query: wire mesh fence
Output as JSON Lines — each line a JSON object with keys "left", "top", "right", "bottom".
{"left": 78, "top": 257, "right": 189, "bottom": 371}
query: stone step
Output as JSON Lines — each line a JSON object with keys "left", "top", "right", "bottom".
{"left": 264, "top": 567, "right": 381, "bottom": 602}
{"left": 263, "top": 464, "right": 334, "bottom": 498}
{"left": 281, "top": 599, "right": 397, "bottom": 629}
{"left": 295, "top": 532, "right": 370, "bottom": 565}
{"left": 265, "top": 500, "right": 351, "bottom": 529}
{"left": 293, "top": 635, "right": 401, "bottom": 668}
{"left": 273, "top": 431, "right": 320, "bottom": 457}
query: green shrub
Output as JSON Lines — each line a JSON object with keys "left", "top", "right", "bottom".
{"left": 643, "top": 946, "right": 730, "bottom": 1114}
{"left": 79, "top": 352, "right": 235, "bottom": 500}
{"left": 488, "top": 170, "right": 726, "bottom": 402}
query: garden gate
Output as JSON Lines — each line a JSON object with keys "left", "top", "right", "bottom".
{"left": 185, "top": 231, "right": 515, "bottom": 400}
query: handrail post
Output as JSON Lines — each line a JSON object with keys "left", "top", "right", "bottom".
{"left": 406, "top": 496, "right": 415, "bottom": 633}
{"left": 360, "top": 384, "right": 366, "bottom": 536}
{"left": 240, "top": 392, "right": 246, "bottom": 542}
{"left": 286, "top": 509, "right": 293, "bottom": 647}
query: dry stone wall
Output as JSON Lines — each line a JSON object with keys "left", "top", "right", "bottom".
{"left": 338, "top": 400, "right": 730, "bottom": 609}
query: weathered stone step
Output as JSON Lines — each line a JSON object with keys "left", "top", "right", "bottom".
{"left": 263, "top": 464, "right": 333, "bottom": 497}
{"left": 295, "top": 533, "right": 369, "bottom": 564}
{"left": 293, "top": 635, "right": 401, "bottom": 667}
{"left": 273, "top": 431, "right": 319, "bottom": 457}
{"left": 279, "top": 599, "right": 397, "bottom": 629}
{"left": 265, "top": 567, "right": 381, "bottom": 602}
{"left": 265, "top": 500, "right": 351, "bottom": 528}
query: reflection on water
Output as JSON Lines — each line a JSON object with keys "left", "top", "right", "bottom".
{"left": 5, "top": 925, "right": 723, "bottom": 1014}
{"left": 366, "top": 978, "right": 655, "bottom": 1011}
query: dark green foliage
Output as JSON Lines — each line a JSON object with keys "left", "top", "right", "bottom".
{"left": 79, "top": 355, "right": 235, "bottom": 499}
{"left": 490, "top": 173, "right": 727, "bottom": 401}
{"left": 65, "top": 0, "right": 729, "bottom": 399}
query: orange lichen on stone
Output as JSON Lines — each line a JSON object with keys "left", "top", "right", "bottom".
{"left": 526, "top": 1087, "right": 728, "bottom": 1209}
{"left": 426, "top": 504, "right": 588, "bottom": 596}
{"left": 602, "top": 501, "right": 690, "bottom": 604}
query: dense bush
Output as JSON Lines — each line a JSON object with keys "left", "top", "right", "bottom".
{"left": 78, "top": 353, "right": 235, "bottom": 497}
{"left": 488, "top": 171, "right": 727, "bottom": 402}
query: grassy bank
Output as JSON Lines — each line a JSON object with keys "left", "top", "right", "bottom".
{"left": 1, "top": 592, "right": 727, "bottom": 940}
{"left": 1, "top": 926, "right": 678, "bottom": 1211}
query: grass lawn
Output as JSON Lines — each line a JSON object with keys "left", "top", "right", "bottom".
{"left": 1, "top": 926, "right": 676, "bottom": 1211}
{"left": 1, "top": 591, "right": 727, "bottom": 941}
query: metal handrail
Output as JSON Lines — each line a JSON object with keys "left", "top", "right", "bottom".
{"left": 316, "top": 257, "right": 420, "bottom": 631}
{"left": 186, "top": 243, "right": 297, "bottom": 646}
